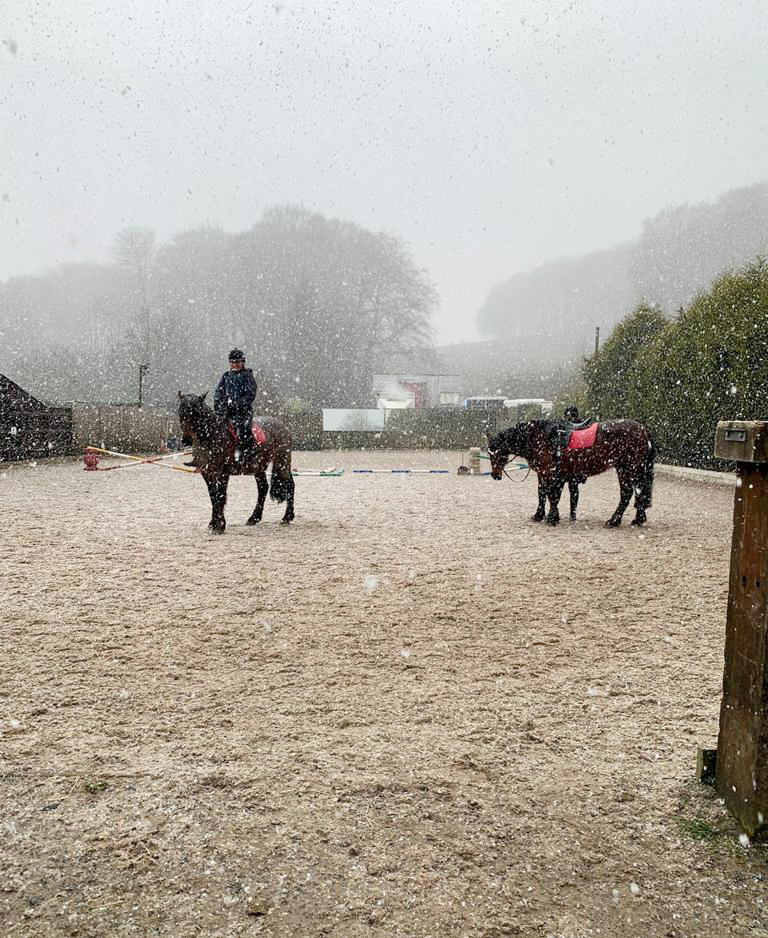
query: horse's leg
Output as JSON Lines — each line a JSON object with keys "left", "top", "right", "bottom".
{"left": 268, "top": 442, "right": 295, "bottom": 524}
{"left": 545, "top": 476, "right": 563, "bottom": 526}
{"left": 607, "top": 470, "right": 633, "bottom": 527}
{"left": 246, "top": 469, "right": 269, "bottom": 524}
{"left": 281, "top": 472, "right": 295, "bottom": 524}
{"left": 569, "top": 479, "right": 579, "bottom": 521}
{"left": 631, "top": 438, "right": 654, "bottom": 526}
{"left": 532, "top": 476, "right": 546, "bottom": 522}
{"left": 204, "top": 473, "right": 228, "bottom": 533}
{"left": 631, "top": 481, "right": 648, "bottom": 526}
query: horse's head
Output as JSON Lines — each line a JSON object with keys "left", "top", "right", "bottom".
{"left": 487, "top": 428, "right": 512, "bottom": 480}
{"left": 487, "top": 423, "right": 532, "bottom": 480}
{"left": 177, "top": 391, "right": 208, "bottom": 444}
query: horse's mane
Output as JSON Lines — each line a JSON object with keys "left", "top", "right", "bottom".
{"left": 524, "top": 420, "right": 553, "bottom": 432}
{"left": 491, "top": 420, "right": 551, "bottom": 450}
{"left": 179, "top": 394, "right": 227, "bottom": 442}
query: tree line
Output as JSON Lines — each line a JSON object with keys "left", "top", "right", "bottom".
{"left": 476, "top": 181, "right": 768, "bottom": 370}
{"left": 0, "top": 206, "right": 437, "bottom": 409}
{"left": 582, "top": 258, "right": 768, "bottom": 468}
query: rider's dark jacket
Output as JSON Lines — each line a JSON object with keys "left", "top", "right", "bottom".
{"left": 214, "top": 368, "right": 257, "bottom": 427}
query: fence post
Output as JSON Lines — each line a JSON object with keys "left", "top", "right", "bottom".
{"left": 713, "top": 420, "right": 768, "bottom": 834}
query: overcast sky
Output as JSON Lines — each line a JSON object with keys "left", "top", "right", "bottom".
{"left": 2, "top": 0, "right": 768, "bottom": 343}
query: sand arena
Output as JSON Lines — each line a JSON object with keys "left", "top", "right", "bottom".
{"left": 1, "top": 451, "right": 764, "bottom": 937}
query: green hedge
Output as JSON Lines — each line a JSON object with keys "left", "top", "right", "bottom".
{"left": 583, "top": 259, "right": 768, "bottom": 469}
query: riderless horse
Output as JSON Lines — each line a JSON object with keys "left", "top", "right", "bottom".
{"left": 487, "top": 419, "right": 654, "bottom": 527}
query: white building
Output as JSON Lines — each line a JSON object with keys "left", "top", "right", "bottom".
{"left": 371, "top": 374, "right": 461, "bottom": 410}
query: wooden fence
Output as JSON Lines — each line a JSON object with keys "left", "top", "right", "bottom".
{"left": 72, "top": 405, "right": 177, "bottom": 454}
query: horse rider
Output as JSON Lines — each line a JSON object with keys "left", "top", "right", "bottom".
{"left": 214, "top": 348, "right": 257, "bottom": 459}
{"left": 556, "top": 406, "right": 589, "bottom": 488}
{"left": 554, "top": 406, "right": 580, "bottom": 449}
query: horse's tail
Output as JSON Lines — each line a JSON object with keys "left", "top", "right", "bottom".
{"left": 270, "top": 448, "right": 293, "bottom": 503}
{"left": 636, "top": 432, "right": 655, "bottom": 510}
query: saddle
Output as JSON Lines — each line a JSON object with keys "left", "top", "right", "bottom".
{"left": 565, "top": 422, "right": 598, "bottom": 451}
{"left": 226, "top": 420, "right": 267, "bottom": 447}
{"left": 185, "top": 420, "right": 268, "bottom": 469}
{"left": 566, "top": 418, "right": 594, "bottom": 431}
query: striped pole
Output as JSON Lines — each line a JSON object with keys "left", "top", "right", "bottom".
{"left": 84, "top": 446, "right": 197, "bottom": 474}
{"left": 292, "top": 468, "right": 344, "bottom": 477}
{"left": 352, "top": 468, "right": 451, "bottom": 474}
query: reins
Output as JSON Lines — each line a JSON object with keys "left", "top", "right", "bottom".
{"left": 486, "top": 438, "right": 532, "bottom": 482}
{"left": 503, "top": 457, "right": 531, "bottom": 483}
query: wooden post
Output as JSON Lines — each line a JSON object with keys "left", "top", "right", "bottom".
{"left": 138, "top": 363, "right": 150, "bottom": 408}
{"left": 713, "top": 420, "right": 768, "bottom": 835}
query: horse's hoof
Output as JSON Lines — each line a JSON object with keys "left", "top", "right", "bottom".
{"left": 531, "top": 514, "right": 545, "bottom": 523}
{"left": 280, "top": 517, "right": 293, "bottom": 525}
{"left": 569, "top": 515, "right": 577, "bottom": 522}
{"left": 545, "top": 517, "right": 560, "bottom": 527}
{"left": 246, "top": 516, "right": 261, "bottom": 526}
{"left": 630, "top": 517, "right": 646, "bottom": 527}
{"left": 605, "top": 518, "right": 621, "bottom": 528}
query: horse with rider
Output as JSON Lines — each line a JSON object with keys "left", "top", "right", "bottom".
{"left": 179, "top": 349, "right": 295, "bottom": 532}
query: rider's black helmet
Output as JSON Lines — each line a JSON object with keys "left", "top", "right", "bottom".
{"left": 564, "top": 406, "right": 580, "bottom": 421}
{"left": 228, "top": 348, "right": 245, "bottom": 363}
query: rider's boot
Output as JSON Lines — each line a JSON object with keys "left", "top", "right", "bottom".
{"left": 235, "top": 420, "right": 254, "bottom": 463}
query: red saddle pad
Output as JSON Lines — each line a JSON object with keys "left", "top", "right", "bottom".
{"left": 251, "top": 422, "right": 267, "bottom": 445}
{"left": 566, "top": 423, "right": 598, "bottom": 450}
{"left": 226, "top": 421, "right": 267, "bottom": 445}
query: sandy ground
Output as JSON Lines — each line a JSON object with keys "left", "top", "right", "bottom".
{"left": 1, "top": 450, "right": 766, "bottom": 938}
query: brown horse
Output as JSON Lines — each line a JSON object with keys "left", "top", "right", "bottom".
{"left": 487, "top": 419, "right": 654, "bottom": 527}
{"left": 178, "top": 393, "right": 295, "bottom": 533}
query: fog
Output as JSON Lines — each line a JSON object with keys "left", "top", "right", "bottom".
{"left": 3, "top": 0, "right": 767, "bottom": 346}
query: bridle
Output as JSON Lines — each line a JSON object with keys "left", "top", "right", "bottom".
{"left": 487, "top": 430, "right": 531, "bottom": 483}
{"left": 489, "top": 447, "right": 531, "bottom": 483}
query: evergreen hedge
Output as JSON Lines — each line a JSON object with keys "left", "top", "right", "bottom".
{"left": 583, "top": 259, "right": 768, "bottom": 469}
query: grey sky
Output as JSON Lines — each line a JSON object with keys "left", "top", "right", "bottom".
{"left": 2, "top": 0, "right": 767, "bottom": 343}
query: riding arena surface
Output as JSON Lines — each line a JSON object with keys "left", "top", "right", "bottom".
{"left": 1, "top": 450, "right": 765, "bottom": 937}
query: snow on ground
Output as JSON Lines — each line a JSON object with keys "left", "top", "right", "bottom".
{"left": 0, "top": 451, "right": 765, "bottom": 937}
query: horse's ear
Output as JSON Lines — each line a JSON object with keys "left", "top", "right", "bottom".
{"left": 177, "top": 390, "right": 183, "bottom": 400}
{"left": 200, "top": 391, "right": 208, "bottom": 402}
